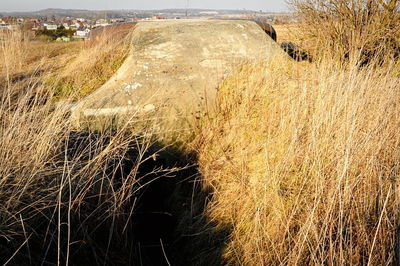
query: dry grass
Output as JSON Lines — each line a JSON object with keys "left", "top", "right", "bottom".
{"left": 0, "top": 25, "right": 184, "bottom": 264}
{"left": 47, "top": 24, "right": 134, "bottom": 100}
{"left": 273, "top": 24, "right": 301, "bottom": 43}
{"left": 195, "top": 57, "right": 400, "bottom": 264}
{"left": 1, "top": 9, "right": 400, "bottom": 265}
{"left": 0, "top": 30, "right": 84, "bottom": 109}
{"left": 0, "top": 24, "right": 133, "bottom": 103}
{"left": 290, "top": 0, "right": 400, "bottom": 63}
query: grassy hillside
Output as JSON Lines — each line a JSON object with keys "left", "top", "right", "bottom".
{"left": 0, "top": 24, "right": 132, "bottom": 103}
{"left": 1, "top": 1, "right": 400, "bottom": 264}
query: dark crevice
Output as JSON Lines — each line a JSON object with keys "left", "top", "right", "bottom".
{"left": 281, "top": 42, "right": 312, "bottom": 62}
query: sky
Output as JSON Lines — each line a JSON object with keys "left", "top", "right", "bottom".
{"left": 0, "top": 0, "right": 288, "bottom": 13}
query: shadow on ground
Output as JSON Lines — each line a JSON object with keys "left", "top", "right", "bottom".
{"left": 0, "top": 131, "right": 229, "bottom": 266}
{"left": 125, "top": 144, "right": 230, "bottom": 266}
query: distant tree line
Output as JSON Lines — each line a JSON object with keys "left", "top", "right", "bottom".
{"left": 35, "top": 28, "right": 76, "bottom": 40}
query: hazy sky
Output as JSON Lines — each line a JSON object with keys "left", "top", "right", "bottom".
{"left": 0, "top": 0, "right": 288, "bottom": 13}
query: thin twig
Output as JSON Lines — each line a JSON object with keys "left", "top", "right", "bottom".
{"left": 160, "top": 238, "right": 172, "bottom": 266}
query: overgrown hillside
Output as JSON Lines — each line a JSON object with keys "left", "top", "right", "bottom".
{"left": 0, "top": 25, "right": 173, "bottom": 264}
{"left": 196, "top": 59, "right": 400, "bottom": 264}
{"left": 194, "top": 1, "right": 400, "bottom": 264}
{"left": 1, "top": 1, "right": 400, "bottom": 264}
{"left": 0, "top": 23, "right": 219, "bottom": 265}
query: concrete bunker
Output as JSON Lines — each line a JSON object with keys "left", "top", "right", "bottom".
{"left": 220, "top": 17, "right": 277, "bottom": 42}
{"left": 71, "top": 19, "right": 289, "bottom": 138}
{"left": 253, "top": 18, "right": 277, "bottom": 42}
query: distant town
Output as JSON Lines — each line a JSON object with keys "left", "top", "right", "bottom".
{"left": 0, "top": 8, "right": 295, "bottom": 42}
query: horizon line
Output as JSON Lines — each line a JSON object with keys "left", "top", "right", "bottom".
{"left": 0, "top": 7, "right": 290, "bottom": 14}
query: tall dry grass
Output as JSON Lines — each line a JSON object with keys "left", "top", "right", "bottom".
{"left": 192, "top": 5, "right": 400, "bottom": 263}
{"left": 195, "top": 57, "right": 400, "bottom": 264}
{"left": 0, "top": 26, "right": 182, "bottom": 264}
{"left": 2, "top": 12, "right": 400, "bottom": 265}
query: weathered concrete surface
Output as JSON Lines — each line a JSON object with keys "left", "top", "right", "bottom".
{"left": 71, "top": 19, "right": 288, "bottom": 136}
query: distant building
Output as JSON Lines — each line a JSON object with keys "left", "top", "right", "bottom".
{"left": 96, "top": 19, "right": 107, "bottom": 24}
{"left": 45, "top": 24, "right": 57, "bottom": 30}
{"left": 151, "top": 16, "right": 166, "bottom": 20}
{"left": 110, "top": 18, "right": 126, "bottom": 23}
{"left": 69, "top": 23, "right": 81, "bottom": 29}
{"left": 75, "top": 26, "right": 91, "bottom": 38}
{"left": 0, "top": 24, "right": 11, "bottom": 30}
{"left": 0, "top": 24, "right": 17, "bottom": 30}
{"left": 199, "top": 11, "right": 219, "bottom": 15}
{"left": 131, "top": 17, "right": 143, "bottom": 22}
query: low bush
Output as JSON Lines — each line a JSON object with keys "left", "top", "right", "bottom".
{"left": 35, "top": 28, "right": 76, "bottom": 40}
{"left": 290, "top": 0, "right": 400, "bottom": 64}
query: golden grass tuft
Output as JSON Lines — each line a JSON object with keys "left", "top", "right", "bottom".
{"left": 195, "top": 58, "right": 400, "bottom": 264}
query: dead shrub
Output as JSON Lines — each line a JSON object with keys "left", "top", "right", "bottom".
{"left": 290, "top": 0, "right": 400, "bottom": 64}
